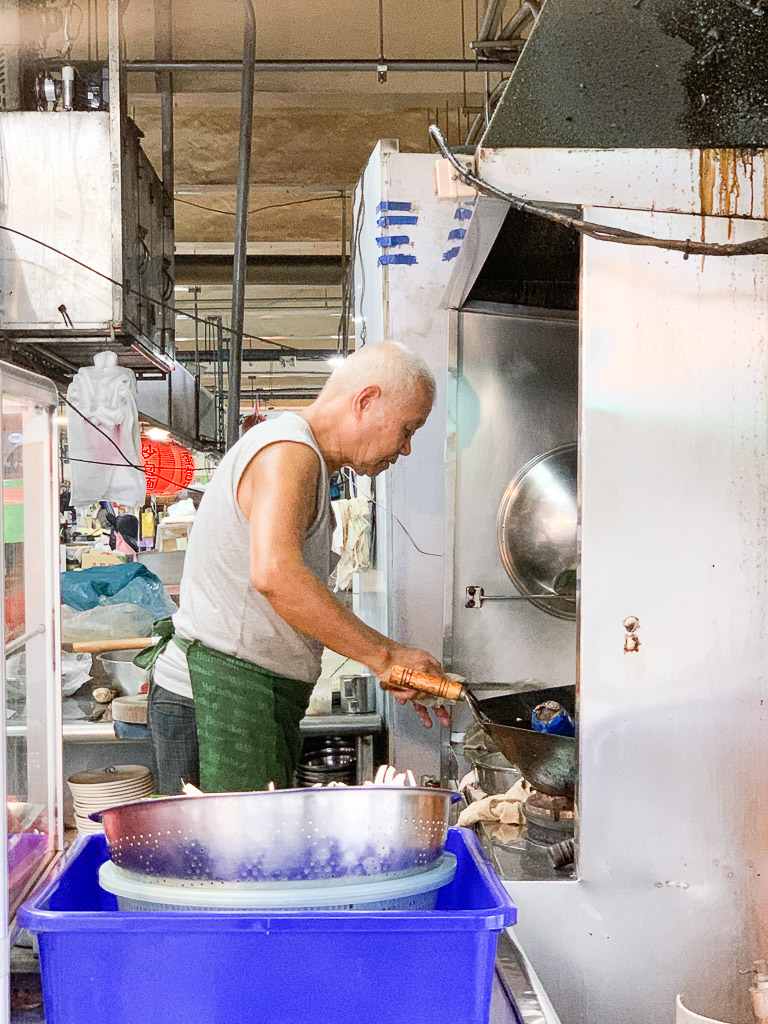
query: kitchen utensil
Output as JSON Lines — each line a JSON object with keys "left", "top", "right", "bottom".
{"left": 91, "top": 786, "right": 461, "bottom": 884}
{"left": 474, "top": 752, "right": 521, "bottom": 795}
{"left": 385, "top": 666, "right": 576, "bottom": 798}
{"left": 98, "top": 853, "right": 458, "bottom": 912}
{"left": 71, "top": 637, "right": 154, "bottom": 654}
{"left": 96, "top": 651, "right": 148, "bottom": 696}
{"left": 339, "top": 674, "right": 377, "bottom": 714}
{"left": 111, "top": 694, "right": 148, "bottom": 725}
{"left": 496, "top": 443, "right": 577, "bottom": 620}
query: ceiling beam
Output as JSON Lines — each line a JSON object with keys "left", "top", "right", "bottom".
{"left": 174, "top": 256, "right": 343, "bottom": 286}
{"left": 176, "top": 241, "right": 340, "bottom": 256}
{"left": 177, "top": 348, "right": 337, "bottom": 362}
{"left": 128, "top": 58, "right": 517, "bottom": 73}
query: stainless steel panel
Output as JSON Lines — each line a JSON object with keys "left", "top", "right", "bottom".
{"left": 0, "top": 110, "right": 173, "bottom": 358}
{"left": 505, "top": 208, "right": 768, "bottom": 1024}
{"left": 0, "top": 113, "right": 115, "bottom": 329}
{"left": 447, "top": 306, "right": 578, "bottom": 686}
{"left": 136, "top": 359, "right": 204, "bottom": 444}
{"left": 353, "top": 144, "right": 470, "bottom": 782}
{"left": 442, "top": 196, "right": 510, "bottom": 312}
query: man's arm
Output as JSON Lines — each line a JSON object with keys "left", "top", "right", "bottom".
{"left": 237, "top": 441, "right": 442, "bottom": 691}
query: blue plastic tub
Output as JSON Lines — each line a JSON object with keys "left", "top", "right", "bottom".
{"left": 19, "top": 827, "right": 516, "bottom": 1024}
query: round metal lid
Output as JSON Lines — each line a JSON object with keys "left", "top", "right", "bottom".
{"left": 496, "top": 443, "right": 578, "bottom": 620}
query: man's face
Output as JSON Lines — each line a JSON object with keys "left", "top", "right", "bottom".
{"left": 350, "top": 383, "right": 432, "bottom": 477}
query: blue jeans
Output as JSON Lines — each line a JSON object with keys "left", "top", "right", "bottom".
{"left": 147, "top": 682, "right": 200, "bottom": 795}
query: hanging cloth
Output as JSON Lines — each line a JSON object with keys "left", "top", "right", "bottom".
{"left": 331, "top": 496, "right": 372, "bottom": 591}
{"left": 66, "top": 350, "right": 145, "bottom": 506}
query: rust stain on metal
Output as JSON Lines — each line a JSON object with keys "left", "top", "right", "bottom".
{"left": 698, "top": 149, "right": 716, "bottom": 218}
{"left": 622, "top": 615, "right": 641, "bottom": 654}
{"left": 698, "top": 148, "right": 755, "bottom": 219}
{"left": 741, "top": 149, "right": 756, "bottom": 219}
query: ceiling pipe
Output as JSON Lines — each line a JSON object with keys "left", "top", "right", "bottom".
{"left": 226, "top": 0, "right": 257, "bottom": 449}
{"left": 126, "top": 58, "right": 515, "bottom": 73}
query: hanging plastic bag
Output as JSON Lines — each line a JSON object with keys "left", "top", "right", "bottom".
{"left": 66, "top": 350, "right": 146, "bottom": 506}
{"left": 61, "top": 603, "right": 154, "bottom": 643}
{"left": 5, "top": 650, "right": 92, "bottom": 698}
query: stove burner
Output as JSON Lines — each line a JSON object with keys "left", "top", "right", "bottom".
{"left": 522, "top": 792, "right": 575, "bottom": 847}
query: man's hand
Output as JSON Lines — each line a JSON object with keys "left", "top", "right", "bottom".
{"left": 373, "top": 643, "right": 452, "bottom": 730}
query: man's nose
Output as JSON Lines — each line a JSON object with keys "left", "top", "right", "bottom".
{"left": 399, "top": 437, "right": 412, "bottom": 456}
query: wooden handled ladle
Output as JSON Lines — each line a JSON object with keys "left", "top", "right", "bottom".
{"left": 381, "top": 665, "right": 488, "bottom": 722}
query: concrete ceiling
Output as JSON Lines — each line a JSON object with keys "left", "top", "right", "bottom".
{"left": 18, "top": 0, "right": 520, "bottom": 409}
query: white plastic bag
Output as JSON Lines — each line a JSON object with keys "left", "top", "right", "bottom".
{"left": 61, "top": 651, "right": 93, "bottom": 696}
{"left": 61, "top": 602, "right": 154, "bottom": 643}
{"left": 66, "top": 351, "right": 146, "bottom": 506}
{"left": 6, "top": 650, "right": 92, "bottom": 697}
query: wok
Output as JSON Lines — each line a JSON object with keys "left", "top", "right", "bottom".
{"left": 386, "top": 668, "right": 576, "bottom": 798}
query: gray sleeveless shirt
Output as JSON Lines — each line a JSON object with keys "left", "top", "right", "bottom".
{"left": 154, "top": 413, "right": 331, "bottom": 700}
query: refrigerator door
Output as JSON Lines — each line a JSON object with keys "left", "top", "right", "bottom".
{"left": 0, "top": 362, "right": 63, "bottom": 1022}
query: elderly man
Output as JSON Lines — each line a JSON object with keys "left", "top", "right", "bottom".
{"left": 143, "top": 342, "right": 447, "bottom": 794}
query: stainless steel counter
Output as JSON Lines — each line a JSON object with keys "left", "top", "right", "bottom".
{"left": 8, "top": 713, "right": 382, "bottom": 784}
{"left": 7, "top": 712, "right": 382, "bottom": 742}
{"left": 493, "top": 931, "right": 563, "bottom": 1024}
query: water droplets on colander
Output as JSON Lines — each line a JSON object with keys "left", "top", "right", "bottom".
{"left": 93, "top": 786, "right": 460, "bottom": 886}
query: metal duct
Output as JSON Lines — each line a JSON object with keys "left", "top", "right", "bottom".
{"left": 481, "top": 0, "right": 768, "bottom": 149}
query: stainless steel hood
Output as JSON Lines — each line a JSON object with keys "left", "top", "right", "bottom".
{"left": 481, "top": 0, "right": 768, "bottom": 149}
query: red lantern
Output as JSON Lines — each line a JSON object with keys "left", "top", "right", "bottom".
{"left": 141, "top": 438, "right": 195, "bottom": 495}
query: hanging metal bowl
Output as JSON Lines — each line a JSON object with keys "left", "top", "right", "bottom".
{"left": 496, "top": 443, "right": 578, "bottom": 621}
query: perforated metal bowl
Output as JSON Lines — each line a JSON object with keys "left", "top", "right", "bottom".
{"left": 92, "top": 787, "right": 460, "bottom": 886}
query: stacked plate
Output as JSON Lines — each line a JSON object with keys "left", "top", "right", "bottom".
{"left": 295, "top": 737, "right": 356, "bottom": 787}
{"left": 67, "top": 765, "right": 154, "bottom": 836}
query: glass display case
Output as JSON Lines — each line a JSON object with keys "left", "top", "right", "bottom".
{"left": 0, "top": 362, "right": 63, "bottom": 1003}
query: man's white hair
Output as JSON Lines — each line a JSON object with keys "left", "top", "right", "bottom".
{"left": 323, "top": 342, "right": 436, "bottom": 405}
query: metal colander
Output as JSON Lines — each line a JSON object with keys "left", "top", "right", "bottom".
{"left": 92, "top": 787, "right": 460, "bottom": 886}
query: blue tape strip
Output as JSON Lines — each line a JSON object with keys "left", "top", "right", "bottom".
{"left": 375, "top": 235, "right": 411, "bottom": 247}
{"left": 454, "top": 208, "right": 473, "bottom": 220}
{"left": 376, "top": 201, "right": 413, "bottom": 212}
{"left": 378, "top": 253, "right": 417, "bottom": 266}
{"left": 377, "top": 214, "right": 419, "bottom": 227}
{"left": 442, "top": 247, "right": 461, "bottom": 262}
{"left": 447, "top": 228, "right": 467, "bottom": 241}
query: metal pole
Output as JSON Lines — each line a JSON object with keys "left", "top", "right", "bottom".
{"left": 215, "top": 317, "right": 225, "bottom": 446}
{"left": 226, "top": 0, "right": 256, "bottom": 449}
{"left": 340, "top": 189, "right": 350, "bottom": 357}
{"left": 154, "top": 0, "right": 174, "bottom": 201}
{"left": 127, "top": 58, "right": 516, "bottom": 73}
{"left": 155, "top": 0, "right": 174, "bottom": 353}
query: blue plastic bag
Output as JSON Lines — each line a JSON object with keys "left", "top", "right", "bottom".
{"left": 60, "top": 563, "right": 176, "bottom": 620}
{"left": 531, "top": 700, "right": 576, "bottom": 737}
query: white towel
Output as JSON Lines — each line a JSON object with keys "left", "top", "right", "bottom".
{"left": 332, "top": 496, "right": 371, "bottom": 590}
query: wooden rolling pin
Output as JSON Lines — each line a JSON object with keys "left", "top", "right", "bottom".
{"left": 70, "top": 637, "right": 154, "bottom": 654}
{"left": 382, "top": 666, "right": 466, "bottom": 702}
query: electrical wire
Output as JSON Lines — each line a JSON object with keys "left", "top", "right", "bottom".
{"left": 372, "top": 497, "right": 442, "bottom": 557}
{"left": 62, "top": 395, "right": 190, "bottom": 492}
{"left": 0, "top": 224, "right": 299, "bottom": 352}
{"left": 430, "top": 124, "right": 768, "bottom": 258}
{"left": 341, "top": 469, "right": 441, "bottom": 558}
{"left": 174, "top": 193, "right": 343, "bottom": 219}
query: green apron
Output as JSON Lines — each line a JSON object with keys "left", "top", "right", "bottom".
{"left": 136, "top": 618, "right": 312, "bottom": 792}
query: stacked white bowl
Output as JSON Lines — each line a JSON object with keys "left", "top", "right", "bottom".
{"left": 67, "top": 765, "right": 154, "bottom": 836}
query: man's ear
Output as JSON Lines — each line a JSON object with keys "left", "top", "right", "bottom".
{"left": 353, "top": 384, "right": 381, "bottom": 418}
